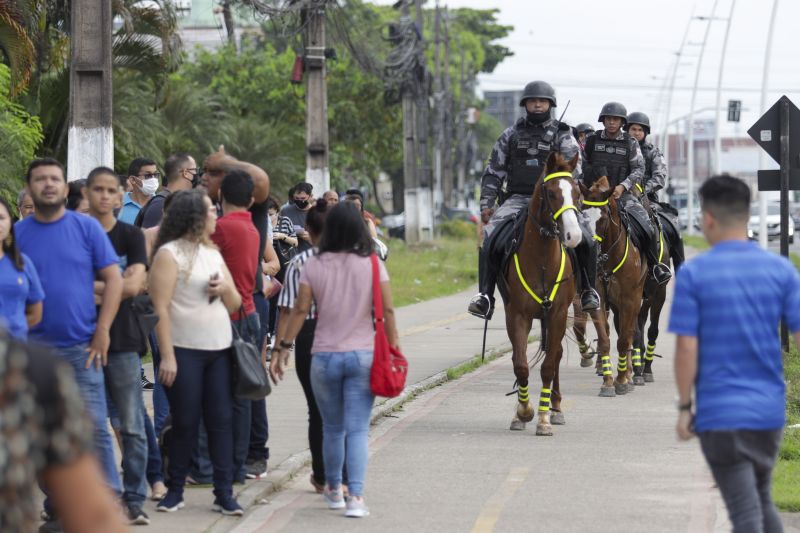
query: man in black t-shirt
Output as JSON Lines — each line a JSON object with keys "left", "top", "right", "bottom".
{"left": 280, "top": 181, "right": 314, "bottom": 254}
{"left": 86, "top": 167, "right": 152, "bottom": 525}
{"left": 135, "top": 152, "right": 198, "bottom": 229}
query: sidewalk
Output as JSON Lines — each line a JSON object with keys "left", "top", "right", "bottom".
{"left": 143, "top": 286, "right": 514, "bottom": 532}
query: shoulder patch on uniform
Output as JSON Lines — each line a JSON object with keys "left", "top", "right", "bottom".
{"left": 595, "top": 143, "right": 606, "bottom": 152}
{"left": 615, "top": 147, "right": 627, "bottom": 155}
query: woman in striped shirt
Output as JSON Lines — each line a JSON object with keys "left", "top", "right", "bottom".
{"left": 270, "top": 198, "right": 335, "bottom": 494}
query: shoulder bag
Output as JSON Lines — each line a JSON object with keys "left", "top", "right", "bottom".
{"left": 231, "top": 310, "right": 271, "bottom": 400}
{"left": 369, "top": 253, "right": 408, "bottom": 397}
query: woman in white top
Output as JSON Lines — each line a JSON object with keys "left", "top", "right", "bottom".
{"left": 148, "top": 189, "right": 244, "bottom": 515}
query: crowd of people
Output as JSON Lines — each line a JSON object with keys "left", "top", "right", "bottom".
{"left": 0, "top": 151, "right": 398, "bottom": 531}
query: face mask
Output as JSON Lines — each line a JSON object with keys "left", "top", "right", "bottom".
{"left": 139, "top": 177, "right": 159, "bottom": 196}
{"left": 294, "top": 198, "right": 309, "bottom": 209}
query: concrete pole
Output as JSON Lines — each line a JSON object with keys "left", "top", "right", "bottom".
{"left": 758, "top": 0, "right": 779, "bottom": 249}
{"left": 713, "top": 0, "right": 736, "bottom": 175}
{"left": 304, "top": 3, "right": 330, "bottom": 195}
{"left": 442, "top": 8, "right": 453, "bottom": 208}
{"left": 686, "top": 0, "right": 719, "bottom": 235}
{"left": 432, "top": 2, "right": 443, "bottom": 214}
{"left": 68, "top": 0, "right": 113, "bottom": 182}
{"left": 414, "top": 0, "right": 433, "bottom": 238}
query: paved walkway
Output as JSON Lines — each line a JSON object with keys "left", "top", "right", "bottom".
{"left": 143, "top": 286, "right": 514, "bottom": 532}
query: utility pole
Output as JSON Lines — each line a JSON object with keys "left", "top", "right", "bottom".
{"left": 432, "top": 2, "right": 443, "bottom": 214}
{"left": 455, "top": 46, "right": 467, "bottom": 205}
{"left": 68, "top": 0, "right": 113, "bottom": 182}
{"left": 442, "top": 7, "right": 453, "bottom": 208}
{"left": 304, "top": 1, "right": 330, "bottom": 195}
{"left": 221, "top": 0, "right": 236, "bottom": 47}
{"left": 414, "top": 0, "right": 433, "bottom": 235}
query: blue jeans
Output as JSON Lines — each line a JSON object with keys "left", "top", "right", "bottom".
{"left": 248, "top": 294, "right": 270, "bottom": 464}
{"left": 144, "top": 412, "right": 163, "bottom": 485}
{"left": 59, "top": 344, "right": 122, "bottom": 493}
{"left": 165, "top": 347, "right": 234, "bottom": 499}
{"left": 311, "top": 350, "right": 375, "bottom": 497}
{"left": 104, "top": 351, "right": 148, "bottom": 505}
{"left": 192, "top": 313, "right": 259, "bottom": 482}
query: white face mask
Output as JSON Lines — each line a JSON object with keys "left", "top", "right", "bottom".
{"left": 139, "top": 177, "right": 159, "bottom": 196}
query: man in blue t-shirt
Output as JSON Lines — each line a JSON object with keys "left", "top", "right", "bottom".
{"left": 669, "top": 175, "right": 800, "bottom": 533}
{"left": 15, "top": 157, "right": 124, "bottom": 523}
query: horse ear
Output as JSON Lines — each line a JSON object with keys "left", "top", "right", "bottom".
{"left": 595, "top": 175, "right": 610, "bottom": 191}
{"left": 601, "top": 187, "right": 616, "bottom": 201}
{"left": 578, "top": 181, "right": 590, "bottom": 197}
{"left": 545, "top": 151, "right": 559, "bottom": 170}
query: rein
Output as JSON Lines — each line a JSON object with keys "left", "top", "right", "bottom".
{"left": 582, "top": 196, "right": 629, "bottom": 276}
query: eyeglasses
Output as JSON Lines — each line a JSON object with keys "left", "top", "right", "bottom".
{"left": 137, "top": 172, "right": 162, "bottom": 180}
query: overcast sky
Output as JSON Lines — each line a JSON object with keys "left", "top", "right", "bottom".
{"left": 372, "top": 0, "right": 800, "bottom": 140}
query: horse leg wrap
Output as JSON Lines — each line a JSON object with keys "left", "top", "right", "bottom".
{"left": 645, "top": 344, "right": 656, "bottom": 362}
{"left": 617, "top": 355, "right": 628, "bottom": 373}
{"left": 518, "top": 385, "right": 530, "bottom": 404}
{"left": 578, "top": 341, "right": 589, "bottom": 355}
{"left": 538, "top": 388, "right": 551, "bottom": 412}
{"left": 632, "top": 348, "right": 642, "bottom": 369}
{"left": 601, "top": 355, "right": 612, "bottom": 376}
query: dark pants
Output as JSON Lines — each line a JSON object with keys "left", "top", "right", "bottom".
{"left": 248, "top": 294, "right": 270, "bottom": 464}
{"left": 192, "top": 313, "right": 259, "bottom": 483}
{"left": 165, "top": 347, "right": 234, "bottom": 499}
{"left": 296, "top": 319, "right": 325, "bottom": 484}
{"left": 699, "top": 429, "right": 784, "bottom": 533}
{"left": 149, "top": 331, "right": 170, "bottom": 435}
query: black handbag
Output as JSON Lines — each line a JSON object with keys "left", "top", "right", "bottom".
{"left": 231, "top": 312, "right": 271, "bottom": 400}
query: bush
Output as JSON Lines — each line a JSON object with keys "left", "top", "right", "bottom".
{"left": 439, "top": 219, "right": 476, "bottom": 240}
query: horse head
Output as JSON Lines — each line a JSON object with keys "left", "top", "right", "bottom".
{"left": 578, "top": 176, "right": 617, "bottom": 242}
{"left": 535, "top": 151, "right": 582, "bottom": 249}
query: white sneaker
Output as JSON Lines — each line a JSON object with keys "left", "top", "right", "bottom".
{"left": 345, "top": 497, "right": 370, "bottom": 518}
{"left": 323, "top": 487, "right": 345, "bottom": 510}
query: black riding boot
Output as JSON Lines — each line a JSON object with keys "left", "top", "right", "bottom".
{"left": 575, "top": 238, "right": 600, "bottom": 311}
{"left": 646, "top": 233, "right": 672, "bottom": 285}
{"left": 468, "top": 247, "right": 496, "bottom": 319}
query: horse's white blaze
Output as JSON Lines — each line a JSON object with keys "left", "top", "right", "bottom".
{"left": 558, "top": 179, "right": 582, "bottom": 248}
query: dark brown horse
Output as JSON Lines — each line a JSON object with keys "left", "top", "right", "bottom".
{"left": 504, "top": 152, "right": 582, "bottom": 436}
{"left": 578, "top": 177, "right": 646, "bottom": 397}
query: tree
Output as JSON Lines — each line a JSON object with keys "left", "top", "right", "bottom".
{"left": 0, "top": 0, "right": 36, "bottom": 96}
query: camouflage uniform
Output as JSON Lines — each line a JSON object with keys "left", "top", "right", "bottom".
{"left": 481, "top": 117, "right": 582, "bottom": 240}
{"left": 640, "top": 141, "right": 667, "bottom": 198}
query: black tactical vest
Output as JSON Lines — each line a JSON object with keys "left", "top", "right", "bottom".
{"left": 506, "top": 119, "right": 553, "bottom": 195}
{"left": 586, "top": 131, "right": 631, "bottom": 188}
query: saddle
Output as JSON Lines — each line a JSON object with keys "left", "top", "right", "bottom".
{"left": 487, "top": 209, "right": 529, "bottom": 305}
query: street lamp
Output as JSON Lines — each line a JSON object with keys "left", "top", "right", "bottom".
{"left": 686, "top": 0, "right": 720, "bottom": 236}
{"left": 713, "top": 0, "right": 736, "bottom": 176}
{"left": 758, "top": 0, "right": 780, "bottom": 249}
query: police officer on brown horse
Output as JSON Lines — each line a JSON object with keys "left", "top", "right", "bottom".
{"left": 468, "top": 81, "right": 601, "bottom": 320}
{"left": 583, "top": 102, "right": 672, "bottom": 285}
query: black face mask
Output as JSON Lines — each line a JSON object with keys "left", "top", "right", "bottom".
{"left": 526, "top": 110, "right": 549, "bottom": 124}
{"left": 294, "top": 198, "right": 309, "bottom": 209}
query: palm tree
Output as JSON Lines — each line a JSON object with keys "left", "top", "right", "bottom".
{"left": 0, "top": 0, "right": 36, "bottom": 96}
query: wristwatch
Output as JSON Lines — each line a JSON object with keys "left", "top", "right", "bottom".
{"left": 677, "top": 399, "right": 693, "bottom": 412}
{"left": 279, "top": 340, "right": 294, "bottom": 350}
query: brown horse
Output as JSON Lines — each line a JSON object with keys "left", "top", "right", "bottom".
{"left": 503, "top": 152, "right": 582, "bottom": 436}
{"left": 578, "top": 177, "right": 646, "bottom": 397}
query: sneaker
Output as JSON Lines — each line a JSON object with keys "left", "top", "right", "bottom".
{"left": 345, "top": 496, "right": 370, "bottom": 518}
{"left": 309, "top": 473, "right": 325, "bottom": 494}
{"left": 212, "top": 497, "right": 244, "bottom": 516}
{"left": 141, "top": 370, "right": 154, "bottom": 391}
{"left": 244, "top": 459, "right": 267, "bottom": 479}
{"left": 126, "top": 505, "right": 151, "bottom": 525}
{"left": 323, "top": 486, "right": 346, "bottom": 510}
{"left": 156, "top": 491, "right": 184, "bottom": 513}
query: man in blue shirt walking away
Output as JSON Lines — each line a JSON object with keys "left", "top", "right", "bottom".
{"left": 669, "top": 175, "right": 800, "bottom": 533}
{"left": 15, "top": 158, "right": 124, "bottom": 529}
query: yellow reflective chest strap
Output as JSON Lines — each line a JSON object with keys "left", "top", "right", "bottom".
{"left": 658, "top": 231, "right": 664, "bottom": 263}
{"left": 611, "top": 237, "right": 630, "bottom": 274}
{"left": 513, "top": 246, "right": 567, "bottom": 305}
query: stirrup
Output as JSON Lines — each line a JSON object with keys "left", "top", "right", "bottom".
{"left": 467, "top": 294, "right": 494, "bottom": 320}
{"left": 580, "top": 289, "right": 600, "bottom": 311}
{"left": 652, "top": 263, "right": 672, "bottom": 285}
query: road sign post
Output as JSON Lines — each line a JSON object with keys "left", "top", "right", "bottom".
{"left": 748, "top": 95, "right": 800, "bottom": 349}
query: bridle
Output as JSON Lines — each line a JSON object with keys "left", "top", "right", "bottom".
{"left": 530, "top": 171, "right": 579, "bottom": 241}
{"left": 581, "top": 196, "right": 628, "bottom": 276}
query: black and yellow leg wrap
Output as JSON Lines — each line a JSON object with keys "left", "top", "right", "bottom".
{"left": 518, "top": 385, "right": 530, "bottom": 404}
{"left": 538, "top": 388, "right": 551, "bottom": 412}
{"left": 578, "top": 341, "right": 589, "bottom": 355}
{"left": 632, "top": 348, "right": 642, "bottom": 368}
{"left": 645, "top": 344, "right": 656, "bottom": 362}
{"left": 601, "top": 355, "right": 612, "bottom": 376}
{"left": 617, "top": 355, "right": 628, "bottom": 372}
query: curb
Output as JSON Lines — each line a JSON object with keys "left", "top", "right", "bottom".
{"left": 213, "top": 341, "right": 513, "bottom": 528}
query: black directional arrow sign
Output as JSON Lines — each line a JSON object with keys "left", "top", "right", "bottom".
{"left": 747, "top": 95, "right": 800, "bottom": 167}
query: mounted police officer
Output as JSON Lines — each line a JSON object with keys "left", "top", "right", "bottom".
{"left": 575, "top": 123, "right": 595, "bottom": 149}
{"left": 583, "top": 102, "right": 672, "bottom": 285}
{"left": 467, "top": 81, "right": 601, "bottom": 320}
{"left": 625, "top": 111, "right": 685, "bottom": 269}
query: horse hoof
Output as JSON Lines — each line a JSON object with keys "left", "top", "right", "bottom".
{"left": 580, "top": 356, "right": 594, "bottom": 368}
{"left": 633, "top": 376, "right": 645, "bottom": 386}
{"left": 550, "top": 411, "right": 566, "bottom": 425}
{"left": 516, "top": 403, "right": 535, "bottom": 423}
{"left": 536, "top": 424, "right": 554, "bottom": 436}
{"left": 614, "top": 382, "right": 628, "bottom": 395}
{"left": 599, "top": 386, "right": 616, "bottom": 397}
{"left": 644, "top": 373, "right": 654, "bottom": 383}
{"left": 510, "top": 419, "right": 526, "bottom": 431}
{"left": 626, "top": 382, "right": 636, "bottom": 393}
